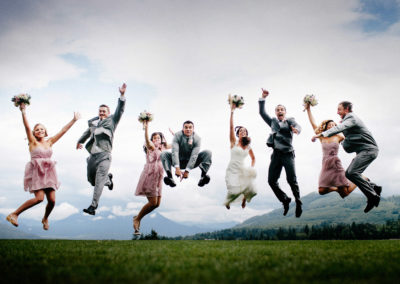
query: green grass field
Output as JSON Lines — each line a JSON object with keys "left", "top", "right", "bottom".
{"left": 1, "top": 240, "right": 399, "bottom": 283}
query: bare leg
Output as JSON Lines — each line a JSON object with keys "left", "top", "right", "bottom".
{"left": 42, "top": 189, "right": 56, "bottom": 230}
{"left": 318, "top": 187, "right": 338, "bottom": 195}
{"left": 7, "top": 190, "right": 45, "bottom": 227}
{"left": 134, "top": 196, "right": 161, "bottom": 232}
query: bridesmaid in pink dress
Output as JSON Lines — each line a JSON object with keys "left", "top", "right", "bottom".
{"left": 305, "top": 103, "right": 358, "bottom": 198}
{"left": 133, "top": 120, "right": 171, "bottom": 235}
{"left": 6, "top": 103, "right": 80, "bottom": 230}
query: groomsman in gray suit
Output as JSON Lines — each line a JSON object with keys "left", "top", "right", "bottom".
{"left": 161, "top": 121, "right": 212, "bottom": 187}
{"left": 313, "top": 101, "right": 381, "bottom": 213}
{"left": 77, "top": 83, "right": 127, "bottom": 215}
{"left": 259, "top": 88, "right": 303, "bottom": 217}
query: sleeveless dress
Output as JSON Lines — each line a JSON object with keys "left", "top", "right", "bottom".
{"left": 24, "top": 147, "right": 60, "bottom": 193}
{"left": 225, "top": 144, "right": 257, "bottom": 205}
{"left": 319, "top": 142, "right": 350, "bottom": 187}
{"left": 135, "top": 147, "right": 164, "bottom": 197}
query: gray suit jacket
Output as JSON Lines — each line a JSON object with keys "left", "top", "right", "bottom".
{"left": 78, "top": 97, "right": 126, "bottom": 154}
{"left": 259, "top": 99, "right": 301, "bottom": 153}
{"left": 322, "top": 112, "right": 378, "bottom": 153}
{"left": 172, "top": 131, "right": 201, "bottom": 170}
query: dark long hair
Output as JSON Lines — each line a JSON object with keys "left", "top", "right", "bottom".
{"left": 143, "top": 132, "right": 167, "bottom": 153}
{"left": 235, "top": 126, "right": 251, "bottom": 147}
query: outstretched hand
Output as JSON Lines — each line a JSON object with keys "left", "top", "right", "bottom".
{"left": 261, "top": 88, "right": 269, "bottom": 98}
{"left": 291, "top": 125, "right": 299, "bottom": 134}
{"left": 311, "top": 135, "right": 319, "bottom": 142}
{"left": 76, "top": 143, "right": 83, "bottom": 150}
{"left": 73, "top": 112, "right": 81, "bottom": 121}
{"left": 119, "top": 83, "right": 127, "bottom": 96}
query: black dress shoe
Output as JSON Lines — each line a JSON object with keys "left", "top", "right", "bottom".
{"left": 163, "top": 177, "right": 176, "bottom": 187}
{"left": 372, "top": 183, "right": 382, "bottom": 196}
{"left": 295, "top": 201, "right": 303, "bottom": 218}
{"left": 83, "top": 205, "right": 96, "bottom": 215}
{"left": 364, "top": 195, "right": 380, "bottom": 213}
{"left": 107, "top": 173, "right": 114, "bottom": 190}
{"left": 198, "top": 175, "right": 210, "bottom": 187}
{"left": 282, "top": 198, "right": 291, "bottom": 216}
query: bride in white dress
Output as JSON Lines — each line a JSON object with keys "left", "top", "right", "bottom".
{"left": 225, "top": 99, "right": 257, "bottom": 209}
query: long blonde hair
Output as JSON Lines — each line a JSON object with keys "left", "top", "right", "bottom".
{"left": 315, "top": 120, "right": 335, "bottom": 134}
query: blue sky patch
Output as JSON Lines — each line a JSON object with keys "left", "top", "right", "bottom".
{"left": 358, "top": 0, "right": 400, "bottom": 32}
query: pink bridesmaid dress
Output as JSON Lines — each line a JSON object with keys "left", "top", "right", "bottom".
{"left": 135, "top": 147, "right": 164, "bottom": 197}
{"left": 24, "top": 147, "right": 60, "bottom": 193}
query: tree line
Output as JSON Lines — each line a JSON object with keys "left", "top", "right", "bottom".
{"left": 173, "top": 218, "right": 400, "bottom": 240}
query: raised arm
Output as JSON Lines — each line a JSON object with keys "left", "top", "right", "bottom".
{"left": 229, "top": 100, "right": 236, "bottom": 148}
{"left": 112, "top": 83, "right": 127, "bottom": 125}
{"left": 258, "top": 88, "right": 272, "bottom": 126}
{"left": 143, "top": 121, "right": 155, "bottom": 152}
{"left": 19, "top": 103, "right": 36, "bottom": 144}
{"left": 49, "top": 112, "right": 81, "bottom": 146}
{"left": 305, "top": 104, "right": 318, "bottom": 131}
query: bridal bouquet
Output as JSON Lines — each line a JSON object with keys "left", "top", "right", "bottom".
{"left": 228, "top": 94, "right": 245, "bottom": 108}
{"left": 303, "top": 94, "right": 318, "bottom": 110}
{"left": 138, "top": 111, "right": 153, "bottom": 129}
{"left": 12, "top": 93, "right": 31, "bottom": 107}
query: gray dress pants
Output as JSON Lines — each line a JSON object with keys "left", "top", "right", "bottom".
{"left": 268, "top": 150, "right": 301, "bottom": 203}
{"left": 161, "top": 150, "right": 212, "bottom": 174}
{"left": 345, "top": 149, "right": 379, "bottom": 199}
{"left": 87, "top": 152, "right": 112, "bottom": 208}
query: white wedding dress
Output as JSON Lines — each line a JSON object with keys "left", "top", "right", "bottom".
{"left": 225, "top": 144, "right": 257, "bottom": 206}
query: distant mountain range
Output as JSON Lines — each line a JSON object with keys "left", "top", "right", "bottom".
{"left": 235, "top": 192, "right": 400, "bottom": 229}
{"left": 0, "top": 212, "right": 236, "bottom": 240}
{"left": 2, "top": 192, "right": 399, "bottom": 240}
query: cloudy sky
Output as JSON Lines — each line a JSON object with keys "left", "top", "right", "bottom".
{"left": 0, "top": 0, "right": 399, "bottom": 226}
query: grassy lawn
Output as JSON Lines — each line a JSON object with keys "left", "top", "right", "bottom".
{"left": 1, "top": 240, "right": 399, "bottom": 283}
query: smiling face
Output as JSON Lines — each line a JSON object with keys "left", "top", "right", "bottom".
{"left": 326, "top": 121, "right": 336, "bottom": 130}
{"left": 275, "top": 105, "right": 286, "bottom": 121}
{"left": 183, "top": 123, "right": 194, "bottom": 137}
{"left": 98, "top": 106, "right": 110, "bottom": 120}
{"left": 151, "top": 133, "right": 162, "bottom": 147}
{"left": 337, "top": 104, "right": 350, "bottom": 119}
{"left": 237, "top": 127, "right": 248, "bottom": 139}
{"left": 33, "top": 124, "right": 47, "bottom": 140}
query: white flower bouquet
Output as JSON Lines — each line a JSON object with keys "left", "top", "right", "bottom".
{"left": 138, "top": 111, "right": 154, "bottom": 129}
{"left": 12, "top": 93, "right": 31, "bottom": 107}
{"left": 228, "top": 94, "right": 245, "bottom": 108}
{"left": 303, "top": 94, "right": 318, "bottom": 111}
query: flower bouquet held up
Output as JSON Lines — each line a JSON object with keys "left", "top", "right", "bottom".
{"left": 12, "top": 93, "right": 31, "bottom": 107}
{"left": 228, "top": 94, "right": 245, "bottom": 109}
{"left": 138, "top": 111, "right": 154, "bottom": 129}
{"left": 303, "top": 94, "right": 318, "bottom": 111}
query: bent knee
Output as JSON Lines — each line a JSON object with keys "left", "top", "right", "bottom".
{"left": 35, "top": 197, "right": 45, "bottom": 203}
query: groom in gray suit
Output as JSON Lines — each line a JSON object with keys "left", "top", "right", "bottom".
{"left": 77, "top": 83, "right": 127, "bottom": 215}
{"left": 259, "top": 88, "right": 303, "bottom": 217}
{"left": 161, "top": 121, "right": 212, "bottom": 187}
{"left": 313, "top": 101, "right": 381, "bottom": 213}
